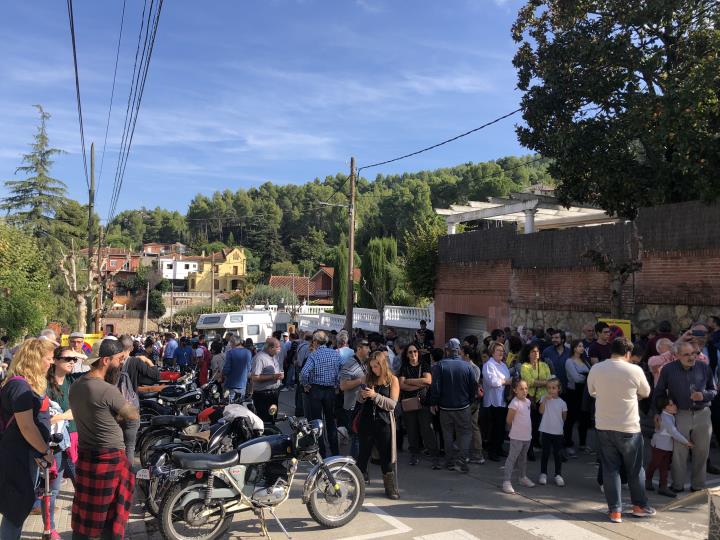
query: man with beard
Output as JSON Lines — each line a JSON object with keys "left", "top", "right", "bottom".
{"left": 69, "top": 337, "right": 139, "bottom": 540}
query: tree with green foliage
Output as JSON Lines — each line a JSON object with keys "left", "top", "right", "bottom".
{"left": 147, "top": 289, "right": 166, "bottom": 319}
{"left": 403, "top": 215, "right": 445, "bottom": 300}
{"left": 360, "top": 237, "right": 400, "bottom": 329}
{"left": 0, "top": 223, "right": 50, "bottom": 339}
{"left": 270, "top": 261, "right": 299, "bottom": 276}
{"left": 1, "top": 105, "right": 68, "bottom": 240}
{"left": 512, "top": 0, "right": 720, "bottom": 218}
{"left": 332, "top": 236, "right": 348, "bottom": 315}
{"left": 245, "top": 285, "right": 298, "bottom": 307}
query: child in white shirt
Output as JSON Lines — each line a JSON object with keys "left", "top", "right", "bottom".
{"left": 503, "top": 379, "right": 535, "bottom": 494}
{"left": 538, "top": 378, "right": 568, "bottom": 486}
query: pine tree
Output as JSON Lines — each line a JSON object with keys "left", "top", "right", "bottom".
{"left": 1, "top": 105, "right": 68, "bottom": 239}
{"left": 226, "top": 231, "right": 236, "bottom": 247}
{"left": 332, "top": 234, "right": 348, "bottom": 315}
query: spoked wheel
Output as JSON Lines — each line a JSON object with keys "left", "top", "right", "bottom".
{"left": 306, "top": 462, "right": 365, "bottom": 528}
{"left": 159, "top": 480, "right": 232, "bottom": 540}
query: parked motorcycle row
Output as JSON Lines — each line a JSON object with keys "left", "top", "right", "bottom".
{"left": 134, "top": 370, "right": 365, "bottom": 540}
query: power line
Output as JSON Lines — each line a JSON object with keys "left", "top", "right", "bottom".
{"left": 107, "top": 0, "right": 164, "bottom": 224}
{"left": 358, "top": 108, "right": 522, "bottom": 172}
{"left": 66, "top": 0, "right": 90, "bottom": 190}
{"left": 97, "top": 0, "right": 127, "bottom": 198}
{"left": 355, "top": 155, "right": 548, "bottom": 199}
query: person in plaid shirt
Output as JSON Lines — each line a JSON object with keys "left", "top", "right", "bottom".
{"left": 69, "top": 338, "right": 139, "bottom": 540}
{"left": 301, "top": 330, "right": 344, "bottom": 457}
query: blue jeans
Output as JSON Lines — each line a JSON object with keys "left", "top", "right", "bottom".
{"left": 597, "top": 430, "right": 648, "bottom": 513}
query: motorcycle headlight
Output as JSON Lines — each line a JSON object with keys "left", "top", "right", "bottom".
{"left": 158, "top": 399, "right": 164, "bottom": 405}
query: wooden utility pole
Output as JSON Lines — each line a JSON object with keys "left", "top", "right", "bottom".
{"left": 211, "top": 252, "right": 216, "bottom": 311}
{"left": 144, "top": 280, "right": 150, "bottom": 334}
{"left": 344, "top": 157, "right": 356, "bottom": 332}
{"left": 87, "top": 143, "right": 95, "bottom": 331}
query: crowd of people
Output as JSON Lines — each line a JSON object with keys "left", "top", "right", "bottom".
{"left": 0, "top": 315, "right": 718, "bottom": 536}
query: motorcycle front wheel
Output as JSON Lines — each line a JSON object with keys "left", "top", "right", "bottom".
{"left": 306, "top": 461, "right": 365, "bottom": 528}
{"left": 159, "top": 480, "right": 232, "bottom": 540}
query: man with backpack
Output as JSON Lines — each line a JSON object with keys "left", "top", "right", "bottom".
{"left": 117, "top": 335, "right": 159, "bottom": 463}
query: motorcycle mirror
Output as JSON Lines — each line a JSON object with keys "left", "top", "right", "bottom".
{"left": 268, "top": 404, "right": 278, "bottom": 416}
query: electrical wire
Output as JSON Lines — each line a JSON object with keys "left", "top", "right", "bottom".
{"left": 107, "top": 0, "right": 163, "bottom": 224}
{"left": 97, "top": 0, "right": 127, "bottom": 198}
{"left": 357, "top": 108, "right": 522, "bottom": 172}
{"left": 66, "top": 0, "right": 90, "bottom": 190}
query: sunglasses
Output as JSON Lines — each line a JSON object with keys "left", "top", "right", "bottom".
{"left": 57, "top": 356, "right": 79, "bottom": 363}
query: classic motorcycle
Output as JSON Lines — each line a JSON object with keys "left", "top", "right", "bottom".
{"left": 155, "top": 412, "right": 364, "bottom": 540}
{"left": 137, "top": 404, "right": 267, "bottom": 518}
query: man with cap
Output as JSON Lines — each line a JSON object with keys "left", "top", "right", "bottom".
{"left": 69, "top": 337, "right": 139, "bottom": 540}
{"left": 68, "top": 332, "right": 90, "bottom": 374}
{"left": 425, "top": 338, "right": 477, "bottom": 473}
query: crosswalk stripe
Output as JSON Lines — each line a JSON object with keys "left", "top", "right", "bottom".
{"left": 508, "top": 513, "right": 610, "bottom": 540}
{"left": 414, "top": 530, "right": 481, "bottom": 540}
{"left": 338, "top": 503, "right": 412, "bottom": 540}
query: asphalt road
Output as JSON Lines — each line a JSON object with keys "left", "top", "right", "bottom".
{"left": 131, "top": 389, "right": 711, "bottom": 540}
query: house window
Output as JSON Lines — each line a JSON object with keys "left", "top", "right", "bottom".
{"left": 166, "top": 263, "right": 173, "bottom": 270}
{"left": 213, "top": 279, "right": 219, "bottom": 290}
{"left": 185, "top": 263, "right": 190, "bottom": 270}
{"left": 233, "top": 266, "right": 238, "bottom": 275}
{"left": 110, "top": 260, "right": 116, "bottom": 267}
{"left": 213, "top": 265, "right": 219, "bottom": 273}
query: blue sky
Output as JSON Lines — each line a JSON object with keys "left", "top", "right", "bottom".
{"left": 0, "top": 0, "right": 527, "bottom": 221}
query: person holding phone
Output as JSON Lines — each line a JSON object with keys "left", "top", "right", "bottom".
{"left": 0, "top": 338, "right": 55, "bottom": 539}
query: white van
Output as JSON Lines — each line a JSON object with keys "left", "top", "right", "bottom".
{"left": 195, "top": 310, "right": 291, "bottom": 343}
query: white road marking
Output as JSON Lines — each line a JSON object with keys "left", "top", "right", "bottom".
{"left": 508, "top": 514, "right": 609, "bottom": 540}
{"left": 338, "top": 503, "right": 412, "bottom": 540}
{"left": 414, "top": 529, "right": 480, "bottom": 540}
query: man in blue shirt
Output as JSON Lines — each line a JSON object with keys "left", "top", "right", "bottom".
{"left": 301, "top": 330, "right": 343, "bottom": 457}
{"left": 162, "top": 333, "right": 178, "bottom": 368}
{"left": 173, "top": 337, "right": 194, "bottom": 373}
{"left": 223, "top": 336, "right": 253, "bottom": 402}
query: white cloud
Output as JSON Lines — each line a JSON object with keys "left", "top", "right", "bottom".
{"left": 355, "top": 0, "right": 384, "bottom": 13}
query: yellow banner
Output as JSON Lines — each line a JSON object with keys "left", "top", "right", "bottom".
{"left": 60, "top": 333, "right": 104, "bottom": 355}
{"left": 598, "top": 319, "right": 632, "bottom": 340}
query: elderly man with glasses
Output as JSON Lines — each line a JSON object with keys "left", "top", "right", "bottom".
{"left": 653, "top": 339, "right": 717, "bottom": 492}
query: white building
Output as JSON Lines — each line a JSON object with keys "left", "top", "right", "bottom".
{"left": 157, "top": 257, "right": 200, "bottom": 280}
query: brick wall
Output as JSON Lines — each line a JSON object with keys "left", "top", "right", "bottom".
{"left": 434, "top": 200, "right": 720, "bottom": 343}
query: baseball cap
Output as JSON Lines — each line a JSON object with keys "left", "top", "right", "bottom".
{"left": 445, "top": 338, "right": 461, "bottom": 351}
{"left": 84, "top": 337, "right": 125, "bottom": 367}
{"left": 69, "top": 331, "right": 84, "bottom": 340}
{"left": 282, "top": 331, "right": 289, "bottom": 337}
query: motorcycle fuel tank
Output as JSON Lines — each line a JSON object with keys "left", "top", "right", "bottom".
{"left": 237, "top": 434, "right": 292, "bottom": 464}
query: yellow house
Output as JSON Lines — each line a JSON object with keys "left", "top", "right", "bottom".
{"left": 187, "top": 247, "right": 247, "bottom": 293}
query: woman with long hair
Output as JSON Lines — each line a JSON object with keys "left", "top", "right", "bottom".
{"left": 357, "top": 351, "right": 401, "bottom": 499}
{"left": 42, "top": 346, "right": 83, "bottom": 538}
{"left": 519, "top": 343, "right": 551, "bottom": 459}
{"left": 564, "top": 339, "right": 592, "bottom": 453}
{"left": 0, "top": 339, "right": 54, "bottom": 540}
{"left": 398, "top": 344, "right": 438, "bottom": 468}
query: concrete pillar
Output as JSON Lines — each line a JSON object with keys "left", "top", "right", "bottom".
{"left": 524, "top": 209, "right": 536, "bottom": 234}
{"left": 447, "top": 222, "right": 457, "bottom": 235}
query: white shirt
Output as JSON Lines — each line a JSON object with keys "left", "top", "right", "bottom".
{"left": 508, "top": 397, "right": 532, "bottom": 441}
{"left": 587, "top": 357, "right": 650, "bottom": 433}
{"left": 539, "top": 396, "right": 567, "bottom": 435}
{"left": 482, "top": 358, "right": 510, "bottom": 407}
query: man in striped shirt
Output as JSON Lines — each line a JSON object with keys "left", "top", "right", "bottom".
{"left": 301, "top": 330, "right": 343, "bottom": 456}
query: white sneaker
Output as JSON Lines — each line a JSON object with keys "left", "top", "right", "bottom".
{"left": 538, "top": 473, "right": 547, "bottom": 485}
{"left": 555, "top": 475, "right": 565, "bottom": 487}
{"left": 519, "top": 476, "right": 535, "bottom": 487}
{"left": 502, "top": 481, "right": 515, "bottom": 494}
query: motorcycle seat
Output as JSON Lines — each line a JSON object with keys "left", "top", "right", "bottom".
{"left": 138, "top": 391, "right": 160, "bottom": 399}
{"left": 150, "top": 415, "right": 195, "bottom": 429}
{"left": 173, "top": 450, "right": 239, "bottom": 470}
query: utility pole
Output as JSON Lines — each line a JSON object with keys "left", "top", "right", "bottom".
{"left": 87, "top": 142, "right": 95, "bottom": 332}
{"left": 211, "top": 252, "right": 216, "bottom": 311}
{"left": 94, "top": 226, "right": 104, "bottom": 333}
{"left": 344, "top": 157, "right": 356, "bottom": 332}
{"left": 144, "top": 280, "right": 150, "bottom": 334}
{"left": 170, "top": 255, "right": 176, "bottom": 330}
